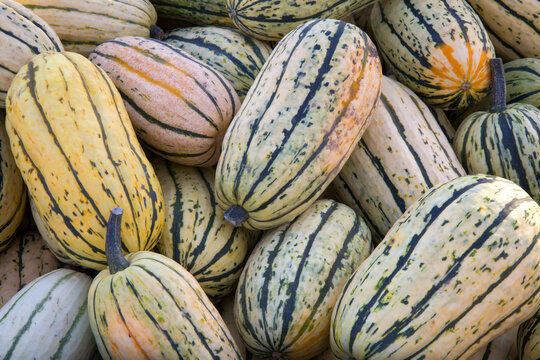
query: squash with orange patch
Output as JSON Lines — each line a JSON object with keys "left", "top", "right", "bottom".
{"left": 371, "top": 0, "right": 495, "bottom": 110}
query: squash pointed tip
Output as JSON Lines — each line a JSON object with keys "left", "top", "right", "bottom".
{"left": 224, "top": 205, "right": 248, "bottom": 227}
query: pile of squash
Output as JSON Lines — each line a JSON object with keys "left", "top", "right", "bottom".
{"left": 0, "top": 0, "right": 539, "bottom": 359}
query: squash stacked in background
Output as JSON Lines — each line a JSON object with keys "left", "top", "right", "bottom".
{"left": 12, "top": 0, "right": 158, "bottom": 56}
{"left": 150, "top": 0, "right": 233, "bottom": 26}
{"left": 518, "top": 311, "right": 540, "bottom": 360}
{"left": 216, "top": 18, "right": 382, "bottom": 230}
{"left": 5, "top": 51, "right": 164, "bottom": 270}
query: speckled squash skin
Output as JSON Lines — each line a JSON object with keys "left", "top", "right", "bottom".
{"left": 518, "top": 311, "right": 540, "bottom": 360}
{"left": 331, "top": 175, "right": 540, "bottom": 360}
{"left": 0, "top": 0, "right": 63, "bottom": 107}
{"left": 5, "top": 51, "right": 164, "bottom": 270}
{"left": 505, "top": 58, "right": 540, "bottom": 109}
{"left": 88, "top": 251, "right": 243, "bottom": 360}
{"left": 13, "top": 0, "right": 157, "bottom": 56}
{"left": 235, "top": 200, "right": 372, "bottom": 360}
{"left": 467, "top": 326, "right": 518, "bottom": 360}
{"left": 215, "top": 19, "right": 382, "bottom": 230}
{"left": 332, "top": 76, "right": 465, "bottom": 241}
{"left": 90, "top": 36, "right": 240, "bottom": 167}
{"left": 226, "top": 0, "right": 376, "bottom": 41}
{"left": 466, "top": 0, "right": 539, "bottom": 61}
{"left": 152, "top": 157, "right": 251, "bottom": 301}
{"left": 150, "top": 0, "right": 233, "bottom": 26}
{"left": 0, "top": 109, "right": 26, "bottom": 252}
{"left": 371, "top": 0, "right": 495, "bottom": 110}
{"left": 163, "top": 26, "right": 272, "bottom": 100}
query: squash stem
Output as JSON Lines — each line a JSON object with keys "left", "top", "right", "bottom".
{"left": 150, "top": 25, "right": 164, "bottom": 40}
{"left": 489, "top": 58, "right": 507, "bottom": 113}
{"left": 224, "top": 205, "right": 248, "bottom": 227}
{"left": 106, "top": 207, "right": 129, "bottom": 274}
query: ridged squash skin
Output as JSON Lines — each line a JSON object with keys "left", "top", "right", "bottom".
{"left": 430, "top": 106, "right": 456, "bottom": 144}
{"left": 518, "top": 311, "right": 540, "bottom": 360}
{"left": 88, "top": 251, "right": 242, "bottom": 360}
{"left": 215, "top": 19, "right": 382, "bottom": 230}
{"left": 14, "top": 0, "right": 157, "bottom": 56}
{"left": 152, "top": 157, "right": 251, "bottom": 301}
{"left": 90, "top": 36, "right": 240, "bottom": 167}
{"left": 0, "top": 0, "right": 63, "bottom": 107}
{"left": 150, "top": 0, "right": 233, "bottom": 26}
{"left": 331, "top": 175, "right": 540, "bottom": 360}
{"left": 163, "top": 26, "right": 273, "bottom": 100}
{"left": 0, "top": 269, "right": 96, "bottom": 359}
{"left": 0, "top": 232, "right": 62, "bottom": 307}
{"left": 466, "top": 0, "right": 539, "bottom": 61}
{"left": 226, "top": 0, "right": 376, "bottom": 41}
{"left": 454, "top": 103, "right": 540, "bottom": 203}
{"left": 467, "top": 327, "right": 518, "bottom": 360}
{"left": 0, "top": 109, "right": 26, "bottom": 251}
{"left": 5, "top": 51, "right": 164, "bottom": 270}
{"left": 505, "top": 58, "right": 540, "bottom": 109}
{"left": 332, "top": 76, "right": 465, "bottom": 241}
{"left": 235, "top": 200, "right": 372, "bottom": 359}
{"left": 371, "top": 0, "right": 495, "bottom": 110}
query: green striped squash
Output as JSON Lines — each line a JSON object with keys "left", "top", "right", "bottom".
{"left": 220, "top": 293, "right": 249, "bottom": 359}
{"left": 505, "top": 58, "right": 540, "bottom": 109}
{"left": 163, "top": 26, "right": 272, "bottom": 100}
{"left": 15, "top": 0, "right": 157, "bottom": 56}
{"left": 226, "top": 0, "right": 376, "bottom": 41}
{"left": 152, "top": 157, "right": 251, "bottom": 301}
{"left": 150, "top": 0, "right": 233, "bottom": 26}
{"left": 331, "top": 174, "right": 540, "bottom": 359}
{"left": 466, "top": 0, "right": 539, "bottom": 61}
{"left": 88, "top": 208, "right": 242, "bottom": 360}
{"left": 0, "top": 232, "right": 62, "bottom": 307}
{"left": 518, "top": 311, "right": 540, "bottom": 360}
{"left": 5, "top": 51, "right": 164, "bottom": 270}
{"left": 0, "top": 109, "right": 26, "bottom": 252}
{"left": 0, "top": 268, "right": 96, "bottom": 359}
{"left": 90, "top": 36, "right": 240, "bottom": 167}
{"left": 454, "top": 58, "right": 540, "bottom": 203}
{"left": 430, "top": 106, "right": 456, "bottom": 144}
{"left": 215, "top": 19, "right": 382, "bottom": 230}
{"left": 371, "top": 0, "right": 495, "bottom": 110}
{"left": 0, "top": 0, "right": 63, "bottom": 107}
{"left": 235, "top": 199, "right": 372, "bottom": 359}
{"left": 332, "top": 76, "right": 465, "bottom": 241}
{"left": 467, "top": 327, "right": 518, "bottom": 360}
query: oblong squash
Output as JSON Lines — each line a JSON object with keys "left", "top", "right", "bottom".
{"left": 518, "top": 311, "right": 540, "bottom": 360}
{"left": 505, "top": 58, "right": 540, "bottom": 109}
{"left": 226, "top": 0, "right": 376, "bottom": 41}
{"left": 0, "top": 231, "right": 62, "bottom": 307}
{"left": 0, "top": 268, "right": 96, "bottom": 359}
{"left": 90, "top": 36, "right": 240, "bottom": 167}
{"left": 215, "top": 19, "right": 382, "bottom": 230}
{"left": 163, "top": 26, "right": 272, "bottom": 99}
{"left": 152, "top": 157, "right": 251, "bottom": 301}
{"left": 150, "top": 0, "right": 233, "bottom": 26}
{"left": 0, "top": 0, "right": 63, "bottom": 107}
{"left": 467, "top": 327, "right": 518, "bottom": 360}
{"left": 5, "top": 51, "right": 164, "bottom": 270}
{"left": 88, "top": 208, "right": 242, "bottom": 359}
{"left": 235, "top": 200, "right": 372, "bottom": 359}
{"left": 331, "top": 175, "right": 540, "bottom": 359}
{"left": 371, "top": 0, "right": 495, "bottom": 110}
{"left": 0, "top": 108, "right": 26, "bottom": 251}
{"left": 15, "top": 0, "right": 157, "bottom": 56}
{"left": 332, "top": 76, "right": 465, "bottom": 241}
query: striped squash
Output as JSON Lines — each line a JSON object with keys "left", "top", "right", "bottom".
{"left": 430, "top": 106, "right": 456, "bottom": 144}
{"left": 371, "top": 0, "right": 495, "bottom": 110}
{"left": 330, "top": 174, "right": 540, "bottom": 359}
{"left": 88, "top": 208, "right": 242, "bottom": 359}
{"left": 0, "top": 109, "right": 26, "bottom": 252}
{"left": 505, "top": 58, "right": 540, "bottom": 109}
{"left": 150, "top": 0, "right": 233, "bottom": 26}
{"left": 332, "top": 76, "right": 465, "bottom": 241}
{"left": 235, "top": 199, "right": 372, "bottom": 359}
{"left": 14, "top": 0, "right": 157, "bottom": 56}
{"left": 152, "top": 157, "right": 251, "bottom": 301}
{"left": 163, "top": 26, "right": 272, "bottom": 100}
{"left": 454, "top": 58, "right": 540, "bottom": 203}
{"left": 226, "top": 0, "right": 376, "bottom": 41}
{"left": 5, "top": 51, "right": 164, "bottom": 270}
{"left": 220, "top": 293, "right": 249, "bottom": 359}
{"left": 0, "top": 232, "right": 62, "bottom": 307}
{"left": 466, "top": 0, "right": 539, "bottom": 61}
{"left": 518, "top": 311, "right": 540, "bottom": 360}
{"left": 90, "top": 36, "right": 240, "bottom": 167}
{"left": 0, "top": 269, "right": 96, "bottom": 359}
{"left": 215, "top": 19, "right": 382, "bottom": 230}
{"left": 467, "top": 327, "right": 518, "bottom": 360}
{"left": 0, "top": 0, "right": 63, "bottom": 107}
